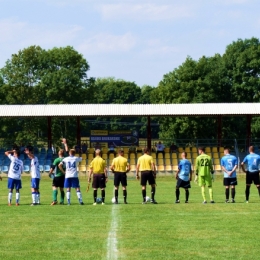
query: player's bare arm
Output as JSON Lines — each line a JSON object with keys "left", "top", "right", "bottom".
{"left": 229, "top": 165, "right": 238, "bottom": 176}
{"left": 126, "top": 164, "right": 130, "bottom": 173}
{"left": 176, "top": 169, "right": 180, "bottom": 180}
{"left": 58, "top": 162, "right": 65, "bottom": 174}
{"left": 189, "top": 170, "right": 192, "bottom": 181}
{"left": 136, "top": 164, "right": 140, "bottom": 180}
{"left": 240, "top": 162, "right": 246, "bottom": 173}
{"left": 88, "top": 168, "right": 93, "bottom": 183}
{"left": 104, "top": 167, "right": 108, "bottom": 182}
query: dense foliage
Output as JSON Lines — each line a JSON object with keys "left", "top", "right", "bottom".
{"left": 0, "top": 37, "right": 260, "bottom": 145}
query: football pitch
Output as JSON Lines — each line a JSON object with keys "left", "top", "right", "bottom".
{"left": 0, "top": 174, "right": 259, "bottom": 260}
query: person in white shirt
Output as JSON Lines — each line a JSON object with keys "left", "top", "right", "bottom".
{"left": 25, "top": 147, "right": 41, "bottom": 206}
{"left": 59, "top": 149, "right": 84, "bottom": 205}
{"left": 5, "top": 150, "right": 23, "bottom": 206}
{"left": 156, "top": 141, "right": 165, "bottom": 158}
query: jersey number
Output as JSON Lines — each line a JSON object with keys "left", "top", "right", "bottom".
{"left": 200, "top": 159, "right": 209, "bottom": 166}
{"left": 13, "top": 163, "right": 20, "bottom": 171}
{"left": 68, "top": 162, "right": 76, "bottom": 168}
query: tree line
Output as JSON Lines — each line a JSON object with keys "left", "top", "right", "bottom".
{"left": 0, "top": 38, "right": 260, "bottom": 146}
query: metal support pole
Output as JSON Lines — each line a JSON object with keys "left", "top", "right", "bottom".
{"left": 47, "top": 116, "right": 52, "bottom": 149}
{"left": 217, "top": 115, "right": 222, "bottom": 148}
{"left": 147, "top": 116, "right": 151, "bottom": 150}
{"left": 77, "top": 116, "right": 81, "bottom": 147}
{"left": 246, "top": 115, "right": 252, "bottom": 149}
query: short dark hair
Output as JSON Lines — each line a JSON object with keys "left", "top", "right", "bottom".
{"left": 249, "top": 146, "right": 254, "bottom": 152}
{"left": 143, "top": 147, "right": 150, "bottom": 154}
{"left": 198, "top": 147, "right": 205, "bottom": 152}
{"left": 118, "top": 149, "right": 124, "bottom": 154}
{"left": 182, "top": 152, "right": 187, "bottom": 157}
{"left": 14, "top": 149, "right": 20, "bottom": 157}
{"left": 224, "top": 147, "right": 230, "bottom": 153}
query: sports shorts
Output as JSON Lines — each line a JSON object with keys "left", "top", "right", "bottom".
{"left": 114, "top": 172, "right": 127, "bottom": 187}
{"left": 31, "top": 178, "right": 40, "bottom": 189}
{"left": 223, "top": 177, "right": 237, "bottom": 186}
{"left": 176, "top": 178, "right": 191, "bottom": 189}
{"left": 52, "top": 175, "right": 65, "bottom": 188}
{"left": 199, "top": 175, "right": 212, "bottom": 187}
{"left": 8, "top": 178, "right": 22, "bottom": 190}
{"left": 140, "top": 171, "right": 155, "bottom": 186}
{"left": 92, "top": 174, "right": 106, "bottom": 189}
{"left": 246, "top": 171, "right": 260, "bottom": 185}
{"left": 64, "top": 177, "right": 80, "bottom": 188}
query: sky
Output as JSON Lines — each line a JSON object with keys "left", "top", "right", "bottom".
{"left": 0, "top": 0, "right": 259, "bottom": 87}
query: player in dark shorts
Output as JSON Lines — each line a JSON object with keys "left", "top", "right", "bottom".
{"left": 111, "top": 150, "right": 130, "bottom": 204}
{"left": 88, "top": 149, "right": 108, "bottom": 205}
{"left": 175, "top": 152, "right": 192, "bottom": 203}
{"left": 136, "top": 148, "right": 157, "bottom": 204}
{"left": 49, "top": 149, "right": 65, "bottom": 205}
{"left": 241, "top": 146, "right": 260, "bottom": 203}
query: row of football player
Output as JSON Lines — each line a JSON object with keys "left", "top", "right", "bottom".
{"left": 2, "top": 145, "right": 259, "bottom": 206}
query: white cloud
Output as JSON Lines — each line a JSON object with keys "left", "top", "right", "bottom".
{"left": 97, "top": 3, "right": 194, "bottom": 21}
{"left": 78, "top": 32, "right": 136, "bottom": 54}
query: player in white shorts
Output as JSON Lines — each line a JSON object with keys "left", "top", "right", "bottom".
{"left": 59, "top": 149, "right": 84, "bottom": 205}
{"left": 5, "top": 149, "right": 23, "bottom": 206}
{"left": 25, "top": 147, "right": 41, "bottom": 206}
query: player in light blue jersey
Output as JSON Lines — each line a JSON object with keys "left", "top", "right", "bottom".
{"left": 175, "top": 152, "right": 192, "bottom": 203}
{"left": 241, "top": 146, "right": 260, "bottom": 203}
{"left": 221, "top": 148, "right": 238, "bottom": 203}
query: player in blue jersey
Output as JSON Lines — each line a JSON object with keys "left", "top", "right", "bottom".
{"left": 175, "top": 152, "right": 192, "bottom": 203}
{"left": 221, "top": 148, "right": 238, "bottom": 203}
{"left": 241, "top": 146, "right": 260, "bottom": 203}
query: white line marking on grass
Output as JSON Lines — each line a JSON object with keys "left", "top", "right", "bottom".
{"left": 107, "top": 205, "right": 118, "bottom": 260}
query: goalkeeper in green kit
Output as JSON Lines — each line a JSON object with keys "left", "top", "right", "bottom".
{"left": 195, "top": 147, "right": 215, "bottom": 204}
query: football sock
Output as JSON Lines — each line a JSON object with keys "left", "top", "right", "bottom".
{"left": 231, "top": 188, "right": 235, "bottom": 199}
{"left": 36, "top": 192, "right": 40, "bottom": 204}
{"left": 16, "top": 192, "right": 20, "bottom": 204}
{"left": 245, "top": 186, "right": 250, "bottom": 200}
{"left": 115, "top": 189, "right": 119, "bottom": 202}
{"left": 76, "top": 191, "right": 83, "bottom": 203}
{"left": 225, "top": 188, "right": 229, "bottom": 200}
{"left": 142, "top": 190, "right": 146, "bottom": 202}
{"left": 185, "top": 189, "right": 189, "bottom": 201}
{"left": 101, "top": 190, "right": 105, "bottom": 203}
{"left": 93, "top": 190, "right": 97, "bottom": 203}
{"left": 176, "top": 189, "right": 180, "bottom": 200}
{"left": 67, "top": 191, "right": 71, "bottom": 204}
{"left": 123, "top": 190, "right": 127, "bottom": 202}
{"left": 151, "top": 186, "right": 156, "bottom": 200}
{"left": 257, "top": 186, "right": 260, "bottom": 196}
{"left": 209, "top": 188, "right": 213, "bottom": 201}
{"left": 201, "top": 187, "right": 206, "bottom": 201}
{"left": 8, "top": 192, "right": 12, "bottom": 203}
{"left": 32, "top": 192, "right": 36, "bottom": 203}
{"left": 52, "top": 190, "right": 58, "bottom": 202}
{"left": 60, "top": 190, "right": 65, "bottom": 203}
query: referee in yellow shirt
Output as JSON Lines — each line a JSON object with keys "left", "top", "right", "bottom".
{"left": 111, "top": 150, "right": 130, "bottom": 204}
{"left": 88, "top": 149, "right": 108, "bottom": 205}
{"left": 136, "top": 148, "right": 157, "bottom": 204}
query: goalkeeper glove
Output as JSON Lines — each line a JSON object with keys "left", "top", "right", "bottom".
{"left": 194, "top": 175, "right": 198, "bottom": 184}
{"left": 211, "top": 172, "right": 215, "bottom": 182}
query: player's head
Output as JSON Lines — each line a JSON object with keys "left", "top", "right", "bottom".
{"left": 224, "top": 147, "right": 230, "bottom": 155}
{"left": 13, "top": 149, "right": 20, "bottom": 157}
{"left": 249, "top": 146, "right": 254, "bottom": 153}
{"left": 69, "top": 149, "right": 76, "bottom": 156}
{"left": 58, "top": 149, "right": 64, "bottom": 157}
{"left": 118, "top": 149, "right": 124, "bottom": 156}
{"left": 95, "top": 149, "right": 101, "bottom": 156}
{"left": 198, "top": 147, "right": 205, "bottom": 154}
{"left": 143, "top": 148, "right": 150, "bottom": 154}
{"left": 181, "top": 152, "right": 187, "bottom": 159}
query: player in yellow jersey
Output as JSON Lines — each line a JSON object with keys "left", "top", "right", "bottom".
{"left": 110, "top": 150, "right": 130, "bottom": 204}
{"left": 136, "top": 148, "right": 157, "bottom": 204}
{"left": 195, "top": 147, "right": 215, "bottom": 204}
{"left": 88, "top": 149, "right": 108, "bottom": 205}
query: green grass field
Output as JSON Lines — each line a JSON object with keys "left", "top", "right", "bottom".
{"left": 0, "top": 174, "right": 260, "bottom": 260}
